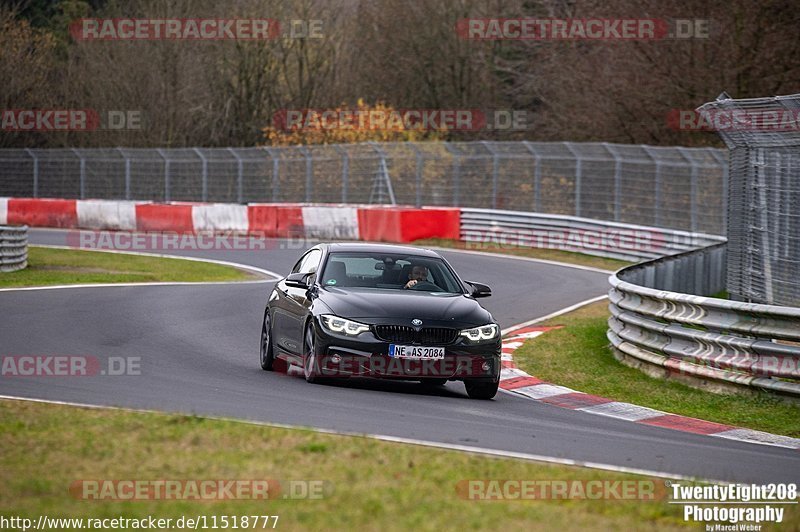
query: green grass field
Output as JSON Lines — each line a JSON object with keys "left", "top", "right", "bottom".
{"left": 512, "top": 301, "right": 800, "bottom": 437}
{"left": 0, "top": 399, "right": 726, "bottom": 531}
{"left": 0, "top": 246, "right": 255, "bottom": 288}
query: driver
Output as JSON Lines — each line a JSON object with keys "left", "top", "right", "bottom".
{"left": 404, "top": 263, "right": 432, "bottom": 289}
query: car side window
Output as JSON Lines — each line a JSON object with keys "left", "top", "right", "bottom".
{"left": 290, "top": 255, "right": 306, "bottom": 274}
{"left": 294, "top": 249, "right": 322, "bottom": 275}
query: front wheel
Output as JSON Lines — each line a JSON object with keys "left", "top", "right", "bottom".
{"left": 303, "top": 322, "right": 321, "bottom": 384}
{"left": 464, "top": 379, "right": 499, "bottom": 400}
{"left": 259, "top": 309, "right": 274, "bottom": 371}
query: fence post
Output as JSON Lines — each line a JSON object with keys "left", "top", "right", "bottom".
{"left": 299, "top": 147, "right": 312, "bottom": 203}
{"left": 156, "top": 148, "right": 170, "bottom": 202}
{"left": 677, "top": 147, "right": 698, "bottom": 232}
{"left": 444, "top": 144, "right": 461, "bottom": 207}
{"left": 522, "top": 141, "right": 541, "bottom": 212}
{"left": 409, "top": 143, "right": 424, "bottom": 208}
{"left": 481, "top": 141, "right": 499, "bottom": 209}
{"left": 563, "top": 142, "right": 582, "bottom": 217}
{"left": 333, "top": 145, "right": 349, "bottom": 203}
{"left": 264, "top": 147, "right": 280, "bottom": 202}
{"left": 24, "top": 148, "right": 39, "bottom": 198}
{"left": 641, "top": 146, "right": 661, "bottom": 227}
{"left": 227, "top": 147, "right": 244, "bottom": 203}
{"left": 193, "top": 148, "right": 208, "bottom": 202}
{"left": 117, "top": 148, "right": 131, "bottom": 200}
{"left": 368, "top": 142, "right": 396, "bottom": 205}
{"left": 754, "top": 147, "right": 774, "bottom": 304}
{"left": 603, "top": 142, "right": 622, "bottom": 221}
{"left": 71, "top": 148, "right": 86, "bottom": 199}
{"left": 708, "top": 148, "right": 728, "bottom": 234}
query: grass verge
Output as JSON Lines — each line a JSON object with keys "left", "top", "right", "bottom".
{"left": 512, "top": 301, "right": 800, "bottom": 437}
{"left": 413, "top": 238, "right": 631, "bottom": 271}
{"left": 0, "top": 399, "right": 720, "bottom": 531}
{"left": 0, "top": 246, "right": 255, "bottom": 288}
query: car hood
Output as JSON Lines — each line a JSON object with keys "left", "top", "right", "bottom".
{"left": 317, "top": 287, "right": 493, "bottom": 328}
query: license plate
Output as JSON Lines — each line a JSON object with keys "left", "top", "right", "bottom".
{"left": 389, "top": 345, "right": 445, "bottom": 359}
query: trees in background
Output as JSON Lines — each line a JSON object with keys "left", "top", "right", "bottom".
{"left": 1, "top": 0, "right": 798, "bottom": 148}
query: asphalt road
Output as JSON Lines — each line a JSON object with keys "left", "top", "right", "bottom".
{"left": 1, "top": 229, "right": 798, "bottom": 484}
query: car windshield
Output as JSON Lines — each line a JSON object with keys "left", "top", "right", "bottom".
{"left": 320, "top": 252, "right": 464, "bottom": 294}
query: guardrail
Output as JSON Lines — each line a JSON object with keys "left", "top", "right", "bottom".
{"left": 608, "top": 243, "right": 800, "bottom": 397}
{"left": 0, "top": 225, "right": 28, "bottom": 273}
{"left": 460, "top": 208, "right": 725, "bottom": 262}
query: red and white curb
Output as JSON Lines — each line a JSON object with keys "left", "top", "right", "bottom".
{"left": 499, "top": 325, "right": 800, "bottom": 451}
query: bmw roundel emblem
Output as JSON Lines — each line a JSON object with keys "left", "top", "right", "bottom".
{"left": 411, "top": 319, "right": 423, "bottom": 326}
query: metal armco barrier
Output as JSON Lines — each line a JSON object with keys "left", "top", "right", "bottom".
{"left": 608, "top": 243, "right": 800, "bottom": 397}
{"left": 0, "top": 225, "right": 28, "bottom": 272}
{"left": 461, "top": 208, "right": 725, "bottom": 262}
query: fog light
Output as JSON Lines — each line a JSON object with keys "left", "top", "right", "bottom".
{"left": 481, "top": 361, "right": 492, "bottom": 371}
{"left": 331, "top": 354, "right": 342, "bottom": 364}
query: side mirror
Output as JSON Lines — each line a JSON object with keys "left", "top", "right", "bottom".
{"left": 285, "top": 272, "right": 311, "bottom": 288}
{"left": 466, "top": 281, "right": 492, "bottom": 298}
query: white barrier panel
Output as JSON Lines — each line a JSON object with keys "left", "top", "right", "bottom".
{"left": 301, "top": 206, "right": 360, "bottom": 239}
{"left": 192, "top": 204, "right": 249, "bottom": 233}
{"left": 76, "top": 200, "right": 137, "bottom": 230}
{"left": 0, "top": 198, "right": 7, "bottom": 225}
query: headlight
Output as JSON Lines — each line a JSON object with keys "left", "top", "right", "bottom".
{"left": 459, "top": 323, "right": 499, "bottom": 343}
{"left": 320, "top": 315, "right": 370, "bottom": 336}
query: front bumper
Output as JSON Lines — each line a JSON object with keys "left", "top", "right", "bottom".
{"left": 312, "top": 321, "right": 501, "bottom": 382}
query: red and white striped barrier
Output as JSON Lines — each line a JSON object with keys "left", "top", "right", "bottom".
{"left": 5, "top": 198, "right": 78, "bottom": 228}
{"left": 192, "top": 203, "right": 249, "bottom": 233}
{"left": 0, "top": 198, "right": 461, "bottom": 242}
{"left": 77, "top": 200, "right": 138, "bottom": 230}
{"left": 301, "top": 205, "right": 360, "bottom": 239}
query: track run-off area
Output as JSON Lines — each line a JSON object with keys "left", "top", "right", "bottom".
{"left": 1, "top": 228, "right": 798, "bottom": 484}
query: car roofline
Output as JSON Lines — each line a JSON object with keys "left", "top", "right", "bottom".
{"left": 321, "top": 242, "right": 442, "bottom": 258}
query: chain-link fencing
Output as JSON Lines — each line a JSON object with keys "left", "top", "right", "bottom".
{"left": 0, "top": 142, "right": 727, "bottom": 235}
{"left": 698, "top": 93, "right": 800, "bottom": 306}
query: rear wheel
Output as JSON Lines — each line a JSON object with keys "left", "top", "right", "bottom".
{"left": 259, "top": 309, "right": 274, "bottom": 371}
{"left": 464, "top": 379, "right": 499, "bottom": 400}
{"left": 303, "top": 322, "right": 320, "bottom": 384}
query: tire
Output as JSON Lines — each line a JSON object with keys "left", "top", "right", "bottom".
{"left": 464, "top": 379, "right": 499, "bottom": 400}
{"left": 303, "top": 321, "right": 320, "bottom": 384}
{"left": 420, "top": 378, "right": 448, "bottom": 387}
{"left": 259, "top": 309, "right": 274, "bottom": 371}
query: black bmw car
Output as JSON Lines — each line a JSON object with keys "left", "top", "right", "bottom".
{"left": 259, "top": 243, "right": 502, "bottom": 399}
